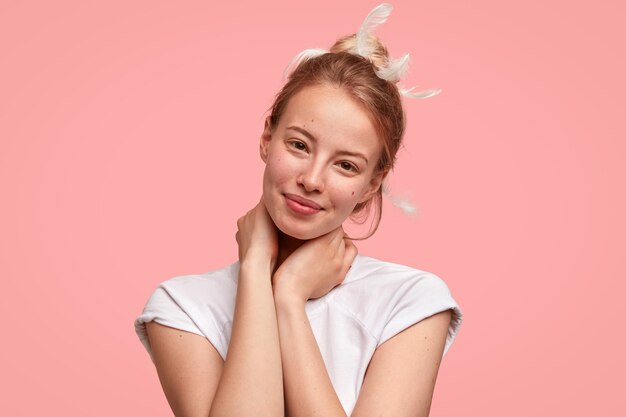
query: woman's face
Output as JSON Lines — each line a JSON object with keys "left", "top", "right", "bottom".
{"left": 260, "top": 83, "right": 385, "bottom": 240}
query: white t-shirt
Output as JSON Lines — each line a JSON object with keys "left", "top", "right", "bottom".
{"left": 135, "top": 254, "right": 463, "bottom": 415}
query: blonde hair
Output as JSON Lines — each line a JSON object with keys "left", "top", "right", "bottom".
{"left": 268, "top": 34, "right": 406, "bottom": 239}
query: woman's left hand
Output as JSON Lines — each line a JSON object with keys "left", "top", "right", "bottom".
{"left": 272, "top": 227, "right": 357, "bottom": 304}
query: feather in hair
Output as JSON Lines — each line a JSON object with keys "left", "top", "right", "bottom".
{"left": 399, "top": 86, "right": 442, "bottom": 99}
{"left": 355, "top": 3, "right": 393, "bottom": 57}
{"left": 376, "top": 53, "right": 411, "bottom": 81}
{"left": 282, "top": 48, "right": 328, "bottom": 80}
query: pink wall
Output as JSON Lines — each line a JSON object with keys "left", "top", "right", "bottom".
{"left": 1, "top": 0, "right": 624, "bottom": 415}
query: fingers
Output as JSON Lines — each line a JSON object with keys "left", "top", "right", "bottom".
{"left": 258, "top": 195, "right": 271, "bottom": 214}
{"left": 323, "top": 225, "right": 346, "bottom": 247}
{"left": 331, "top": 228, "right": 358, "bottom": 276}
{"left": 330, "top": 236, "right": 357, "bottom": 289}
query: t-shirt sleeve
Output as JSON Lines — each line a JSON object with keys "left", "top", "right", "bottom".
{"left": 377, "top": 273, "right": 463, "bottom": 357}
{"left": 134, "top": 285, "right": 205, "bottom": 363}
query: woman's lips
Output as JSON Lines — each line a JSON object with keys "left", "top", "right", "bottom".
{"left": 284, "top": 194, "right": 322, "bottom": 215}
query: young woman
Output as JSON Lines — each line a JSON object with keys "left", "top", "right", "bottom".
{"left": 135, "top": 4, "right": 462, "bottom": 417}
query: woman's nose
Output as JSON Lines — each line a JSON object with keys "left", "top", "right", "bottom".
{"left": 297, "top": 162, "right": 325, "bottom": 193}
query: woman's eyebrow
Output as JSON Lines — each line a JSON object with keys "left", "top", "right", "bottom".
{"left": 286, "top": 125, "right": 369, "bottom": 164}
{"left": 287, "top": 125, "right": 317, "bottom": 142}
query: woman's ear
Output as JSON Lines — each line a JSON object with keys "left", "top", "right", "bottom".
{"left": 259, "top": 116, "right": 272, "bottom": 163}
{"left": 358, "top": 168, "right": 388, "bottom": 204}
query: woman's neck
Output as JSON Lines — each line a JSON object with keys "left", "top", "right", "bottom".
{"left": 276, "top": 230, "right": 305, "bottom": 269}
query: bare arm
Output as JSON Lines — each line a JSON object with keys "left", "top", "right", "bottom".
{"left": 274, "top": 298, "right": 452, "bottom": 417}
{"left": 274, "top": 295, "right": 348, "bottom": 417}
{"left": 145, "top": 201, "right": 285, "bottom": 417}
{"left": 351, "top": 310, "right": 452, "bottom": 417}
{"left": 145, "top": 262, "right": 284, "bottom": 417}
{"left": 209, "top": 260, "right": 284, "bottom": 417}
{"left": 146, "top": 322, "right": 223, "bottom": 417}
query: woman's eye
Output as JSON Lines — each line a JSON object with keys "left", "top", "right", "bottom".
{"left": 339, "top": 161, "right": 358, "bottom": 172}
{"left": 290, "top": 141, "right": 307, "bottom": 151}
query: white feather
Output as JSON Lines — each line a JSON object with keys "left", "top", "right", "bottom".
{"left": 282, "top": 48, "right": 328, "bottom": 80}
{"left": 382, "top": 183, "right": 418, "bottom": 216}
{"left": 356, "top": 3, "right": 393, "bottom": 57}
{"left": 399, "top": 86, "right": 442, "bottom": 99}
{"left": 388, "top": 195, "right": 418, "bottom": 216}
{"left": 376, "top": 53, "right": 410, "bottom": 81}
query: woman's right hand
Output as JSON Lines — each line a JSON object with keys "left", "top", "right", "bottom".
{"left": 272, "top": 226, "right": 356, "bottom": 303}
{"left": 235, "top": 197, "right": 279, "bottom": 271}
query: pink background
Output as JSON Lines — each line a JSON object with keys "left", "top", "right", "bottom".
{"left": 1, "top": 0, "right": 624, "bottom": 415}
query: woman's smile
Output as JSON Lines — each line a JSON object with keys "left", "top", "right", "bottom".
{"left": 284, "top": 193, "right": 323, "bottom": 215}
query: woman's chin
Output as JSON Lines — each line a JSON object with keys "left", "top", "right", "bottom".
{"left": 275, "top": 221, "right": 326, "bottom": 241}
{"left": 277, "top": 227, "right": 317, "bottom": 241}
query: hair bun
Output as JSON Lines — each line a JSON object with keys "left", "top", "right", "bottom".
{"left": 330, "top": 34, "right": 393, "bottom": 80}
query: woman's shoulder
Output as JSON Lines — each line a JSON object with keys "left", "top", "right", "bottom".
{"left": 333, "top": 254, "right": 463, "bottom": 355}
{"left": 344, "top": 254, "right": 450, "bottom": 289}
{"left": 157, "top": 261, "right": 240, "bottom": 297}
{"left": 134, "top": 261, "right": 241, "bottom": 361}
{"left": 147, "top": 261, "right": 241, "bottom": 318}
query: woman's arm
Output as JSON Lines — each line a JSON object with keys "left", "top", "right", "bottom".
{"left": 208, "top": 199, "right": 286, "bottom": 417}
{"left": 145, "top": 262, "right": 284, "bottom": 417}
{"left": 351, "top": 310, "right": 452, "bottom": 417}
{"left": 209, "top": 260, "right": 284, "bottom": 417}
{"left": 272, "top": 227, "right": 452, "bottom": 417}
{"left": 272, "top": 227, "right": 355, "bottom": 417}
{"left": 210, "top": 200, "right": 284, "bottom": 417}
{"left": 274, "top": 296, "right": 452, "bottom": 417}
{"left": 274, "top": 294, "right": 347, "bottom": 417}
{"left": 146, "top": 322, "right": 224, "bottom": 417}
{"left": 146, "top": 201, "right": 285, "bottom": 417}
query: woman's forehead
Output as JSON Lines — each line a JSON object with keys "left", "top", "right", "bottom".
{"left": 279, "top": 85, "right": 380, "bottom": 146}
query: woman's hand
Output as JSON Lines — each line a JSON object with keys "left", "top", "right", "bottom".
{"left": 273, "top": 227, "right": 357, "bottom": 304}
{"left": 235, "top": 198, "right": 279, "bottom": 271}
